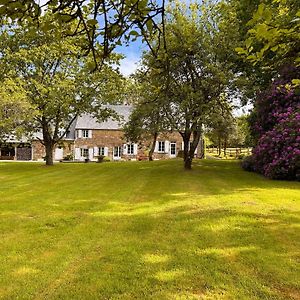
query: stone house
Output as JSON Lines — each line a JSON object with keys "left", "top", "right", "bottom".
{"left": 0, "top": 105, "right": 203, "bottom": 161}
{"left": 73, "top": 105, "right": 187, "bottom": 161}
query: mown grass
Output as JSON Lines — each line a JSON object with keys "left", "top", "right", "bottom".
{"left": 0, "top": 159, "right": 299, "bottom": 300}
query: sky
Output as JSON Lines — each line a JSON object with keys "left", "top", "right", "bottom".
{"left": 116, "top": 40, "right": 144, "bottom": 77}
{"left": 115, "top": 0, "right": 193, "bottom": 76}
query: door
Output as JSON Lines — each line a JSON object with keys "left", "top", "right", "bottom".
{"left": 54, "top": 147, "right": 64, "bottom": 161}
{"left": 16, "top": 147, "right": 32, "bottom": 161}
{"left": 170, "top": 142, "right": 176, "bottom": 157}
{"left": 113, "top": 146, "right": 122, "bottom": 160}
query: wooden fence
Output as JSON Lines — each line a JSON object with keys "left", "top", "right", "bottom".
{"left": 206, "top": 147, "right": 252, "bottom": 158}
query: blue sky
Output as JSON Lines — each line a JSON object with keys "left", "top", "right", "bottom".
{"left": 115, "top": 0, "right": 193, "bottom": 76}
{"left": 116, "top": 39, "right": 144, "bottom": 76}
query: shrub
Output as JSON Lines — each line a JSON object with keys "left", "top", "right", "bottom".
{"left": 252, "top": 110, "right": 300, "bottom": 180}
{"left": 63, "top": 154, "right": 73, "bottom": 161}
{"left": 241, "top": 156, "right": 255, "bottom": 172}
{"left": 249, "top": 66, "right": 300, "bottom": 180}
{"left": 238, "top": 154, "right": 246, "bottom": 160}
{"left": 97, "top": 155, "right": 104, "bottom": 163}
{"left": 96, "top": 155, "right": 111, "bottom": 162}
{"left": 252, "top": 66, "right": 300, "bottom": 137}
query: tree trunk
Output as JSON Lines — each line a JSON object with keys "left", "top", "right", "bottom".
{"left": 148, "top": 132, "right": 158, "bottom": 161}
{"left": 184, "top": 156, "right": 192, "bottom": 170}
{"left": 182, "top": 133, "right": 191, "bottom": 170}
{"left": 182, "top": 129, "right": 201, "bottom": 170}
{"left": 218, "top": 136, "right": 221, "bottom": 156}
{"left": 189, "top": 130, "right": 201, "bottom": 160}
{"left": 223, "top": 138, "right": 227, "bottom": 157}
{"left": 198, "top": 133, "right": 205, "bottom": 159}
{"left": 45, "top": 142, "right": 54, "bottom": 166}
{"left": 42, "top": 118, "right": 55, "bottom": 166}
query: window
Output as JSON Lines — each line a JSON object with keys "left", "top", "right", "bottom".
{"left": 98, "top": 147, "right": 105, "bottom": 156}
{"left": 82, "top": 130, "right": 89, "bottom": 138}
{"left": 127, "top": 144, "right": 134, "bottom": 155}
{"left": 80, "top": 148, "right": 89, "bottom": 157}
{"left": 114, "top": 146, "right": 122, "bottom": 158}
{"left": 158, "top": 141, "right": 165, "bottom": 153}
{"left": 170, "top": 142, "right": 176, "bottom": 156}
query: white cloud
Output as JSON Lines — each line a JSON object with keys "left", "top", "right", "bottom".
{"left": 118, "top": 54, "right": 140, "bottom": 77}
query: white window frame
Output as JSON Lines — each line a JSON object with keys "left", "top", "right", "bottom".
{"left": 82, "top": 129, "right": 89, "bottom": 138}
{"left": 127, "top": 144, "right": 134, "bottom": 155}
{"left": 80, "top": 148, "right": 89, "bottom": 157}
{"left": 113, "top": 146, "right": 122, "bottom": 158}
{"left": 158, "top": 141, "right": 165, "bottom": 153}
{"left": 170, "top": 142, "right": 176, "bottom": 156}
{"left": 98, "top": 147, "right": 105, "bottom": 156}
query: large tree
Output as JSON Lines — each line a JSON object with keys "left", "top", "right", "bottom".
{"left": 228, "top": 0, "right": 300, "bottom": 180}
{"left": 0, "top": 15, "right": 123, "bottom": 165}
{"left": 137, "top": 2, "right": 236, "bottom": 170}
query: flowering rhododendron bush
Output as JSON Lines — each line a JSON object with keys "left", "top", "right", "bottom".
{"left": 243, "top": 67, "right": 300, "bottom": 180}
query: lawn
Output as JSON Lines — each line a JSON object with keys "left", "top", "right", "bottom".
{"left": 0, "top": 160, "right": 299, "bottom": 300}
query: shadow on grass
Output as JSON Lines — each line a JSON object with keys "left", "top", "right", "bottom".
{"left": 1, "top": 160, "right": 300, "bottom": 299}
{"left": 94, "top": 206, "right": 300, "bottom": 299}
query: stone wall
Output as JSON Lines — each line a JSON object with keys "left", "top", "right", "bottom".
{"left": 31, "top": 130, "right": 203, "bottom": 162}
{"left": 32, "top": 140, "right": 74, "bottom": 161}
{"left": 74, "top": 129, "right": 185, "bottom": 161}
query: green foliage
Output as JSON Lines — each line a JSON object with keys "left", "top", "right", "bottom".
{"left": 0, "top": 0, "right": 165, "bottom": 66}
{"left": 206, "top": 110, "right": 254, "bottom": 154}
{"left": 215, "top": 0, "right": 272, "bottom": 102}
{"left": 205, "top": 103, "right": 242, "bottom": 156}
{"left": 0, "top": 14, "right": 123, "bottom": 164}
{"left": 138, "top": 1, "right": 237, "bottom": 168}
{"left": 0, "top": 78, "right": 33, "bottom": 140}
{"left": 235, "top": 0, "right": 300, "bottom": 71}
{"left": 123, "top": 73, "right": 165, "bottom": 152}
{"left": 228, "top": 115, "right": 254, "bottom": 148}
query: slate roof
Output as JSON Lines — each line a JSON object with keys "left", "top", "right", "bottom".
{"left": 1, "top": 105, "right": 132, "bottom": 144}
{"left": 75, "top": 105, "right": 133, "bottom": 130}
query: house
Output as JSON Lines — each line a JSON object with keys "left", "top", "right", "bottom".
{"left": 0, "top": 105, "right": 204, "bottom": 161}
{"left": 0, "top": 135, "right": 32, "bottom": 161}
